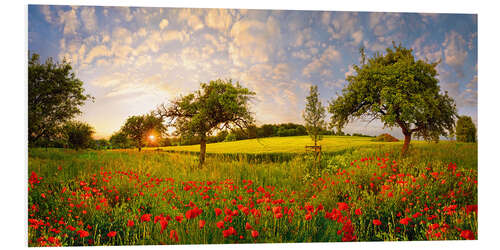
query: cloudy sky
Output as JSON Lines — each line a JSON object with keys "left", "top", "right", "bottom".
{"left": 28, "top": 5, "right": 477, "bottom": 139}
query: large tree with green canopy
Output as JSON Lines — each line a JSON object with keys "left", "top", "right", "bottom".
{"left": 28, "top": 52, "right": 93, "bottom": 146}
{"left": 329, "top": 43, "right": 458, "bottom": 154}
{"left": 156, "top": 79, "right": 255, "bottom": 167}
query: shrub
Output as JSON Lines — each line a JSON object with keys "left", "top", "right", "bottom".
{"left": 373, "top": 133, "right": 399, "bottom": 142}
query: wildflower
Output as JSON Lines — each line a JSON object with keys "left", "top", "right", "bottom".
{"left": 399, "top": 217, "right": 412, "bottom": 225}
{"left": 216, "top": 221, "right": 224, "bottom": 229}
{"left": 215, "top": 208, "right": 222, "bottom": 217}
{"left": 305, "top": 213, "right": 312, "bottom": 221}
{"left": 251, "top": 230, "right": 259, "bottom": 238}
{"left": 169, "top": 229, "right": 179, "bottom": 242}
{"left": 460, "top": 230, "right": 475, "bottom": 240}
{"left": 337, "top": 202, "right": 349, "bottom": 211}
{"left": 355, "top": 208, "right": 362, "bottom": 215}
{"left": 127, "top": 220, "right": 134, "bottom": 227}
{"left": 141, "top": 214, "right": 152, "bottom": 222}
{"left": 245, "top": 222, "right": 253, "bottom": 230}
{"left": 76, "top": 229, "right": 89, "bottom": 238}
{"left": 373, "top": 219, "right": 382, "bottom": 226}
{"left": 175, "top": 215, "right": 184, "bottom": 223}
{"left": 199, "top": 220, "right": 206, "bottom": 229}
{"left": 107, "top": 231, "right": 117, "bottom": 238}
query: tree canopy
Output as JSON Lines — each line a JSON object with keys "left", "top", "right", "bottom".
{"left": 329, "top": 43, "right": 457, "bottom": 154}
{"left": 120, "top": 114, "right": 165, "bottom": 151}
{"left": 28, "top": 52, "right": 93, "bottom": 146}
{"left": 303, "top": 85, "right": 326, "bottom": 146}
{"left": 455, "top": 116, "right": 477, "bottom": 142}
{"left": 62, "top": 121, "right": 95, "bottom": 150}
{"left": 156, "top": 79, "right": 255, "bottom": 167}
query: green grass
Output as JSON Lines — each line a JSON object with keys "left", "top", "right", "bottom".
{"left": 144, "top": 135, "right": 428, "bottom": 154}
{"left": 28, "top": 139, "right": 477, "bottom": 246}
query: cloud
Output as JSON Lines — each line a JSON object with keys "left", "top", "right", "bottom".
{"left": 326, "top": 12, "right": 359, "bottom": 39}
{"left": 351, "top": 30, "right": 363, "bottom": 45}
{"left": 136, "top": 30, "right": 163, "bottom": 53}
{"left": 112, "top": 27, "right": 133, "bottom": 45}
{"left": 292, "top": 50, "right": 312, "bottom": 60}
{"left": 442, "top": 31, "right": 468, "bottom": 77}
{"left": 441, "top": 81, "right": 460, "bottom": 98}
{"left": 457, "top": 75, "right": 477, "bottom": 107}
{"left": 177, "top": 9, "right": 204, "bottom": 31}
{"left": 324, "top": 79, "right": 345, "bottom": 90}
{"left": 204, "top": 34, "right": 226, "bottom": 51}
{"left": 302, "top": 45, "right": 341, "bottom": 77}
{"left": 292, "top": 28, "right": 312, "bottom": 47}
{"left": 229, "top": 16, "right": 281, "bottom": 66}
{"left": 155, "top": 52, "right": 178, "bottom": 71}
{"left": 205, "top": 9, "right": 232, "bottom": 32}
{"left": 40, "top": 5, "right": 54, "bottom": 24}
{"left": 115, "top": 7, "right": 133, "bottom": 22}
{"left": 272, "top": 63, "right": 291, "bottom": 80}
{"left": 369, "top": 12, "right": 402, "bottom": 37}
{"left": 162, "top": 30, "right": 189, "bottom": 42}
{"left": 80, "top": 7, "right": 97, "bottom": 32}
{"left": 85, "top": 45, "right": 111, "bottom": 64}
{"left": 159, "top": 19, "right": 169, "bottom": 30}
{"left": 58, "top": 8, "right": 80, "bottom": 35}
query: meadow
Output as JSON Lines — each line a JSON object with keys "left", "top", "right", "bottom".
{"left": 145, "top": 135, "right": 429, "bottom": 153}
{"left": 27, "top": 136, "right": 477, "bottom": 246}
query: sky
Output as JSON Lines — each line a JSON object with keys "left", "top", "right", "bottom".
{"left": 28, "top": 5, "right": 477, "bottom": 139}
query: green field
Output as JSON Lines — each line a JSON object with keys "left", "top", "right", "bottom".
{"left": 144, "top": 135, "right": 428, "bottom": 153}
{"left": 28, "top": 137, "right": 477, "bottom": 246}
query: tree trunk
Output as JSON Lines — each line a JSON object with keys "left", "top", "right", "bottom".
{"left": 402, "top": 133, "right": 411, "bottom": 155}
{"left": 138, "top": 146, "right": 142, "bottom": 152}
{"left": 199, "top": 135, "right": 207, "bottom": 168}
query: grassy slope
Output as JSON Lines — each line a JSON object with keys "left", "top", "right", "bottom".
{"left": 145, "top": 136, "right": 427, "bottom": 154}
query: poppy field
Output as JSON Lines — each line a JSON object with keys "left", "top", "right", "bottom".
{"left": 27, "top": 140, "right": 477, "bottom": 246}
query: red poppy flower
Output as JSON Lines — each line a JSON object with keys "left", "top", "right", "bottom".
{"left": 216, "top": 221, "right": 224, "bottom": 229}
{"left": 399, "top": 217, "right": 412, "bottom": 225}
{"left": 141, "top": 214, "right": 152, "bottom": 222}
{"left": 159, "top": 219, "right": 168, "bottom": 233}
{"left": 76, "top": 230, "right": 89, "bottom": 238}
{"left": 199, "top": 220, "right": 206, "bottom": 229}
{"left": 460, "top": 230, "right": 475, "bottom": 240}
{"left": 373, "top": 219, "right": 382, "bottom": 226}
{"left": 169, "top": 229, "right": 179, "bottom": 242}
{"left": 107, "top": 231, "right": 117, "bottom": 237}
{"left": 175, "top": 215, "right": 184, "bottom": 223}
{"left": 305, "top": 213, "right": 312, "bottom": 221}
{"left": 127, "top": 220, "right": 134, "bottom": 227}
{"left": 245, "top": 222, "right": 253, "bottom": 230}
{"left": 215, "top": 208, "right": 222, "bottom": 217}
{"left": 337, "top": 202, "right": 349, "bottom": 211}
{"left": 251, "top": 230, "right": 259, "bottom": 238}
{"left": 355, "top": 208, "right": 362, "bottom": 215}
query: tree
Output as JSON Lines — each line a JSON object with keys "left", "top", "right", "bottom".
{"left": 62, "top": 121, "right": 95, "bottom": 150}
{"left": 156, "top": 79, "right": 255, "bottom": 167}
{"left": 303, "top": 85, "right": 326, "bottom": 146}
{"left": 120, "top": 113, "right": 165, "bottom": 151}
{"left": 455, "top": 116, "right": 477, "bottom": 142}
{"left": 28, "top": 52, "right": 93, "bottom": 146}
{"left": 329, "top": 43, "right": 457, "bottom": 155}
{"left": 109, "top": 131, "right": 131, "bottom": 149}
